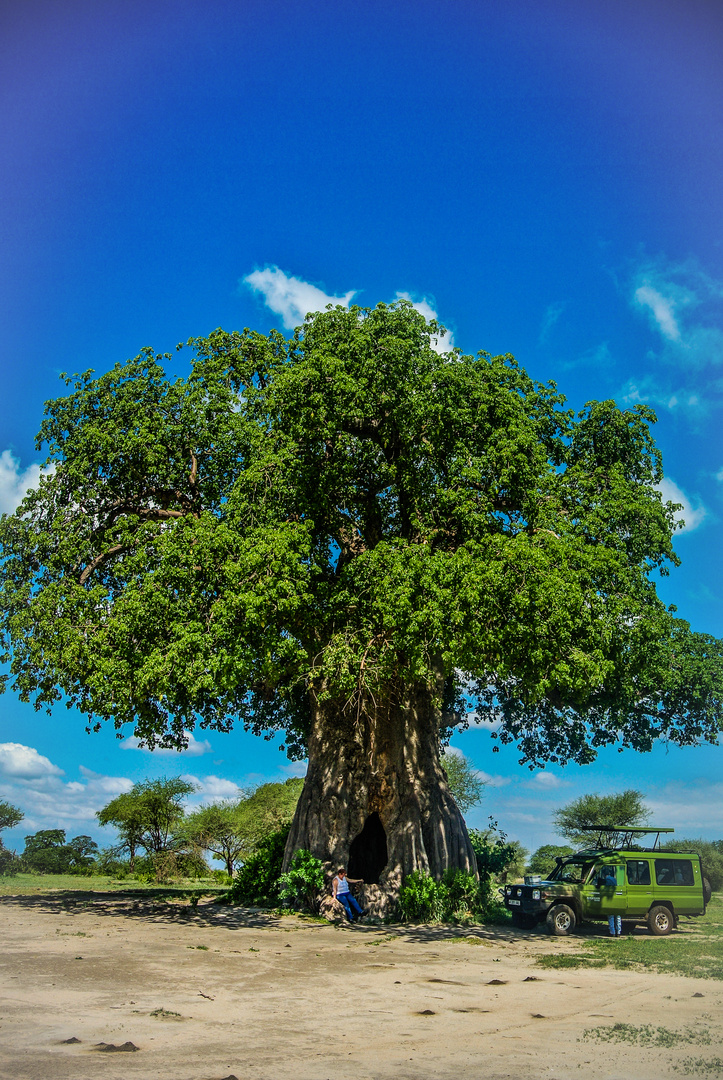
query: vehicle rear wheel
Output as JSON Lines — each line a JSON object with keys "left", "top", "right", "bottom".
{"left": 546, "top": 904, "right": 576, "bottom": 936}
{"left": 648, "top": 905, "right": 674, "bottom": 936}
{"left": 511, "top": 911, "right": 537, "bottom": 930}
{"left": 703, "top": 878, "right": 712, "bottom": 905}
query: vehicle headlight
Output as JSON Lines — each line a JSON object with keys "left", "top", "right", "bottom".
{"left": 505, "top": 887, "right": 511, "bottom": 896}
{"left": 532, "top": 889, "right": 541, "bottom": 900}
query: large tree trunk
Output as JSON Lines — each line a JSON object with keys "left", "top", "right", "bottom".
{"left": 283, "top": 679, "right": 477, "bottom": 915}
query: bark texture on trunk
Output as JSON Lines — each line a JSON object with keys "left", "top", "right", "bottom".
{"left": 283, "top": 679, "right": 477, "bottom": 913}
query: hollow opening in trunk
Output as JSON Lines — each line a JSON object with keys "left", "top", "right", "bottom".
{"left": 347, "top": 812, "right": 388, "bottom": 885}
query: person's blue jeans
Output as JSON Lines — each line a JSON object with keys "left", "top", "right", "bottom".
{"left": 608, "top": 915, "right": 622, "bottom": 936}
{"left": 337, "top": 893, "right": 363, "bottom": 921}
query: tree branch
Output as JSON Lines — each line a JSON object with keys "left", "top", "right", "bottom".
{"left": 79, "top": 544, "right": 133, "bottom": 584}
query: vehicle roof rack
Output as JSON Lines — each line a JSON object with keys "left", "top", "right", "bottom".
{"left": 574, "top": 825, "right": 674, "bottom": 851}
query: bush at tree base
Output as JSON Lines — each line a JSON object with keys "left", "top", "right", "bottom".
{"left": 396, "top": 822, "right": 522, "bottom": 923}
{"left": 278, "top": 849, "right": 325, "bottom": 912}
{"left": 397, "top": 868, "right": 494, "bottom": 923}
{"left": 228, "top": 827, "right": 290, "bottom": 907}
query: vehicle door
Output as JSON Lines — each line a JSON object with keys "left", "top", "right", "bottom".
{"left": 653, "top": 857, "right": 701, "bottom": 914}
{"left": 625, "top": 858, "right": 653, "bottom": 916}
{"left": 582, "top": 862, "right": 626, "bottom": 921}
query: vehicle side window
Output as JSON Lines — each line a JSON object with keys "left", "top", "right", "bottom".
{"left": 626, "top": 860, "right": 651, "bottom": 885}
{"left": 654, "top": 859, "right": 694, "bottom": 886}
{"left": 594, "top": 864, "right": 620, "bottom": 886}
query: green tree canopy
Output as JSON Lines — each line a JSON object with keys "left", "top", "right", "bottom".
{"left": 21, "top": 829, "right": 98, "bottom": 873}
{"left": 182, "top": 802, "right": 247, "bottom": 876}
{"left": 440, "top": 750, "right": 485, "bottom": 814}
{"left": 97, "top": 776, "right": 195, "bottom": 859}
{"left": 1, "top": 301, "right": 720, "bottom": 768}
{"left": 526, "top": 843, "right": 575, "bottom": 875}
{"left": 551, "top": 790, "right": 650, "bottom": 846}
{"left": 0, "top": 799, "right": 23, "bottom": 833}
{"left": 233, "top": 778, "right": 304, "bottom": 848}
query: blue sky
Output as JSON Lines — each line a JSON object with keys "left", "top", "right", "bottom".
{"left": 1, "top": 0, "right": 722, "bottom": 857}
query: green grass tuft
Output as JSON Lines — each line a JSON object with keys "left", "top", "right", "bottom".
{"left": 674, "top": 1057, "right": 723, "bottom": 1076}
{"left": 581, "top": 1023, "right": 712, "bottom": 1047}
{"left": 536, "top": 894, "right": 723, "bottom": 980}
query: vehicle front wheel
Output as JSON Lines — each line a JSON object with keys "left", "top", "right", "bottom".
{"left": 648, "top": 905, "right": 674, "bottom": 936}
{"left": 546, "top": 904, "right": 576, "bottom": 936}
{"left": 511, "top": 911, "right": 537, "bottom": 930}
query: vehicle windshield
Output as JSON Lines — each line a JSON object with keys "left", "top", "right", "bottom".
{"left": 548, "top": 860, "right": 592, "bottom": 884}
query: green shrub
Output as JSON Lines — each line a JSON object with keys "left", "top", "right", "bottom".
{"left": 469, "top": 824, "right": 521, "bottom": 883}
{"left": 0, "top": 844, "right": 21, "bottom": 876}
{"left": 210, "top": 868, "right": 233, "bottom": 885}
{"left": 397, "top": 870, "right": 447, "bottom": 922}
{"left": 278, "top": 849, "right": 325, "bottom": 912}
{"left": 228, "top": 826, "right": 290, "bottom": 907}
{"left": 396, "top": 868, "right": 488, "bottom": 923}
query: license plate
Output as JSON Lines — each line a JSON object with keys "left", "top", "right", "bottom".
{"left": 509, "top": 899, "right": 521, "bottom": 906}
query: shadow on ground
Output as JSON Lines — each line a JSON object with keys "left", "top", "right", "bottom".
{"left": 0, "top": 889, "right": 685, "bottom": 942}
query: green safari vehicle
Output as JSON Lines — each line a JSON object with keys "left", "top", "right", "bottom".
{"left": 504, "top": 827, "right": 712, "bottom": 936}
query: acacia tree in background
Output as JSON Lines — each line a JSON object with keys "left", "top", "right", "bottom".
{"left": 0, "top": 800, "right": 24, "bottom": 875}
{"left": 2, "top": 301, "right": 723, "bottom": 901}
{"left": 0, "top": 799, "right": 23, "bottom": 835}
{"left": 182, "top": 780, "right": 303, "bottom": 875}
{"left": 97, "top": 777, "right": 195, "bottom": 870}
{"left": 182, "top": 802, "right": 247, "bottom": 876}
{"left": 552, "top": 790, "right": 650, "bottom": 847}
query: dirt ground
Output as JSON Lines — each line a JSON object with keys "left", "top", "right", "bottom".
{"left": 1, "top": 892, "right": 720, "bottom": 1080}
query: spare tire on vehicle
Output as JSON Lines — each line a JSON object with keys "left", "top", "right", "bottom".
{"left": 703, "top": 877, "right": 712, "bottom": 905}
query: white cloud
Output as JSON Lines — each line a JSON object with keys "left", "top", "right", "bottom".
{"left": 475, "top": 770, "right": 512, "bottom": 789}
{"left": 528, "top": 770, "right": 564, "bottom": 789}
{"left": 630, "top": 257, "right": 723, "bottom": 368}
{"left": 634, "top": 284, "right": 681, "bottom": 341}
{"left": 242, "top": 266, "right": 454, "bottom": 353}
{"left": 0, "top": 742, "right": 64, "bottom": 779}
{"left": 539, "top": 301, "right": 566, "bottom": 344}
{"left": 0, "top": 747, "right": 133, "bottom": 841}
{"left": 120, "top": 732, "right": 212, "bottom": 757}
{"left": 182, "top": 773, "right": 243, "bottom": 805}
{"left": 658, "top": 476, "right": 707, "bottom": 533}
{"left": 243, "top": 266, "right": 356, "bottom": 330}
{"left": 0, "top": 450, "right": 45, "bottom": 516}
{"left": 464, "top": 709, "right": 502, "bottom": 731}
{"left": 620, "top": 376, "right": 707, "bottom": 420}
{"left": 394, "top": 292, "right": 454, "bottom": 354}
{"left": 279, "top": 760, "right": 308, "bottom": 779}
{"left": 646, "top": 780, "right": 723, "bottom": 834}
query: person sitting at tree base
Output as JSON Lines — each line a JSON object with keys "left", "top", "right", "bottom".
{"left": 332, "top": 866, "right": 366, "bottom": 921}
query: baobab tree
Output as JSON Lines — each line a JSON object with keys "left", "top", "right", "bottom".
{"left": 2, "top": 301, "right": 722, "bottom": 902}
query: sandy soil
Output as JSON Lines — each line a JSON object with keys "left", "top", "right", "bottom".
{"left": 1, "top": 892, "right": 720, "bottom": 1080}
